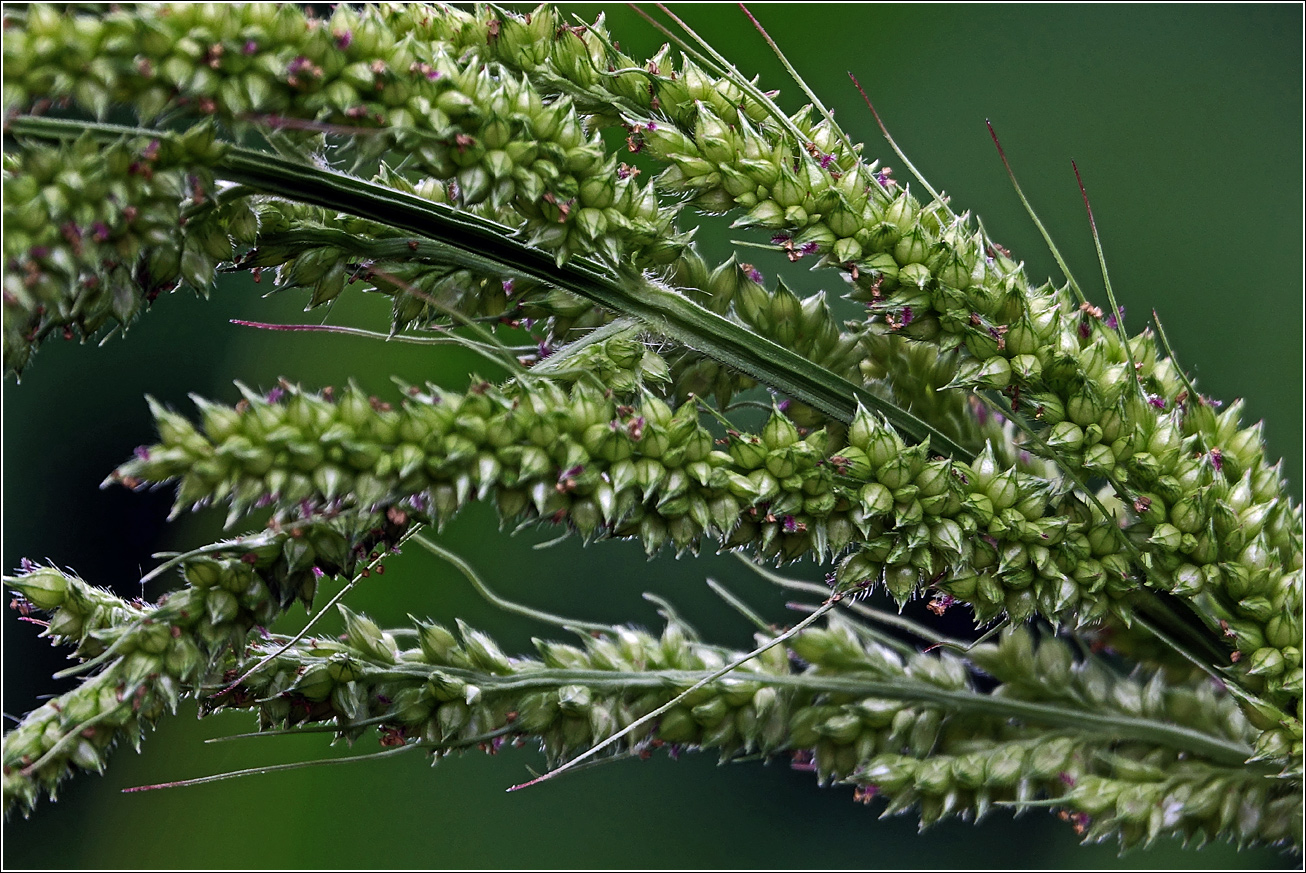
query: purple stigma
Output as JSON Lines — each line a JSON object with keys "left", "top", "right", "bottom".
{"left": 133, "top": 445, "right": 151, "bottom": 460}
{"left": 502, "top": 278, "right": 515, "bottom": 298}
{"left": 901, "top": 305, "right": 914, "bottom": 325}
{"left": 91, "top": 221, "right": 111, "bottom": 242}
{"left": 267, "top": 386, "right": 285, "bottom": 403}
{"left": 799, "top": 241, "right": 819, "bottom": 256}
{"left": 1147, "top": 395, "right": 1166, "bottom": 409}
{"left": 312, "top": 566, "right": 325, "bottom": 579}
{"left": 334, "top": 29, "right": 353, "bottom": 50}
{"left": 771, "top": 233, "right": 791, "bottom": 245}
{"left": 243, "top": 40, "right": 258, "bottom": 55}
{"left": 746, "top": 265, "right": 764, "bottom": 283}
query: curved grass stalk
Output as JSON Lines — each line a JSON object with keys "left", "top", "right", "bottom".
{"left": 206, "top": 715, "right": 398, "bottom": 743}
{"left": 122, "top": 743, "right": 422, "bottom": 793}
{"left": 413, "top": 533, "right": 613, "bottom": 636}
{"left": 640, "top": 592, "right": 703, "bottom": 642}
{"left": 705, "top": 577, "right": 772, "bottom": 633}
{"left": 8, "top": 116, "right": 966, "bottom": 458}
{"left": 737, "top": 4, "right": 860, "bottom": 159}
{"left": 254, "top": 653, "right": 1257, "bottom": 769}
{"left": 231, "top": 320, "right": 521, "bottom": 373}
{"left": 731, "top": 553, "right": 967, "bottom": 652}
{"left": 846, "top": 72, "right": 944, "bottom": 208}
{"left": 1072, "top": 160, "right": 1142, "bottom": 387}
{"left": 984, "top": 119, "right": 1089, "bottom": 307}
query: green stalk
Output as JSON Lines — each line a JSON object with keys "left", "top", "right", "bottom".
{"left": 270, "top": 660, "right": 1254, "bottom": 767}
{"left": 6, "top": 115, "right": 967, "bottom": 459}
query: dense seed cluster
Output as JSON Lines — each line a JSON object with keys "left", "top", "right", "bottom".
{"left": 111, "top": 378, "right": 1148, "bottom": 632}
{"left": 3, "top": 3, "right": 868, "bottom": 412}
{"left": 111, "top": 378, "right": 853, "bottom": 561}
{"left": 25, "top": 573, "right": 1282, "bottom": 849}
{"left": 2, "top": 3, "right": 681, "bottom": 267}
{"left": 1, "top": 506, "right": 412, "bottom": 814}
{"left": 2, "top": 2, "right": 1300, "bottom": 849}
{"left": 1, "top": 127, "right": 237, "bottom": 374}
{"left": 6, "top": 560, "right": 1293, "bottom": 845}
{"left": 235, "top": 193, "right": 609, "bottom": 344}
{"left": 1, "top": 3, "right": 690, "bottom": 377}
{"left": 447, "top": 2, "right": 1302, "bottom": 742}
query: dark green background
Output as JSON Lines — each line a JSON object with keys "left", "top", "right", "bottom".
{"left": 4, "top": 4, "right": 1301, "bottom": 868}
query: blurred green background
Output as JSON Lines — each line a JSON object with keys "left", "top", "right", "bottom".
{"left": 4, "top": 4, "right": 1301, "bottom": 868}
